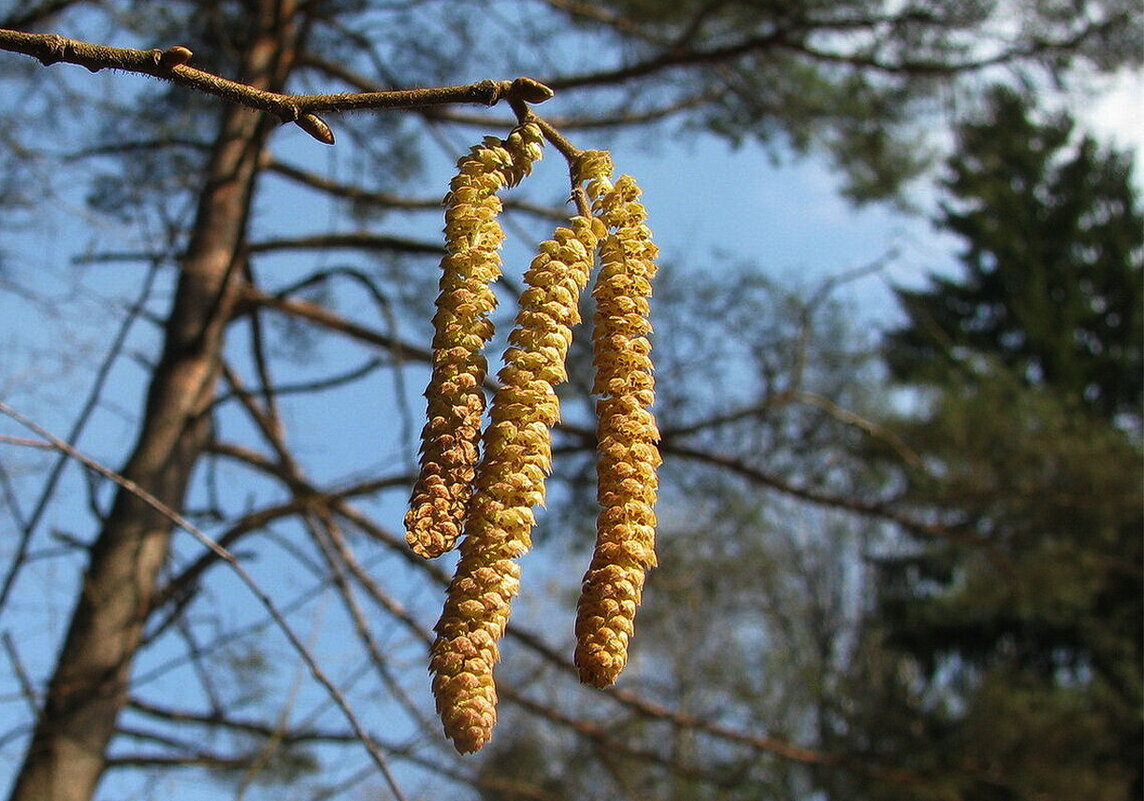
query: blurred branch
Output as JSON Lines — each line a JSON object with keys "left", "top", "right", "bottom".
{"left": 795, "top": 390, "right": 920, "bottom": 467}
{"left": 661, "top": 437, "right": 995, "bottom": 552}
{"left": 218, "top": 357, "right": 387, "bottom": 401}
{"left": 545, "top": 29, "right": 790, "bottom": 90}
{"left": 2, "top": 633, "right": 38, "bottom": 715}
{"left": 106, "top": 745, "right": 251, "bottom": 771}
{"left": 533, "top": 0, "right": 669, "bottom": 43}
{"left": 191, "top": 443, "right": 935, "bottom": 782}
{"left": 541, "top": 6, "right": 1134, "bottom": 91}
{"left": 150, "top": 460, "right": 411, "bottom": 610}
{"left": 1, "top": 0, "right": 82, "bottom": 30}
{"left": 0, "top": 262, "right": 160, "bottom": 621}
{"left": 307, "top": 511, "right": 437, "bottom": 737}
{"left": 774, "top": 14, "right": 1133, "bottom": 75}
{"left": 217, "top": 358, "right": 435, "bottom": 744}
{"left": 127, "top": 698, "right": 358, "bottom": 744}
{"left": 501, "top": 689, "right": 749, "bottom": 786}
{"left": 266, "top": 158, "right": 571, "bottom": 220}
{"left": 265, "top": 159, "right": 442, "bottom": 209}
{"left": 240, "top": 286, "right": 433, "bottom": 360}
{"left": 247, "top": 232, "right": 443, "bottom": 256}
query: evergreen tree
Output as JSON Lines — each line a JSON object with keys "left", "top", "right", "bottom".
{"left": 862, "top": 89, "right": 1144, "bottom": 800}
{"left": 886, "top": 85, "right": 1143, "bottom": 421}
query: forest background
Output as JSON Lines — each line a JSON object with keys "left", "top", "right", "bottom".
{"left": 0, "top": 2, "right": 1140, "bottom": 800}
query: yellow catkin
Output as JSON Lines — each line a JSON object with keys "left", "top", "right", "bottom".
{"left": 406, "top": 124, "right": 544, "bottom": 559}
{"left": 429, "top": 156, "right": 612, "bottom": 753}
{"left": 575, "top": 172, "right": 661, "bottom": 688}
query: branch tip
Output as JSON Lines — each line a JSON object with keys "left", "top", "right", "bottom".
{"left": 510, "top": 76, "right": 554, "bottom": 104}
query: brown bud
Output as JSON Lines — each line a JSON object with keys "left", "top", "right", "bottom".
{"left": 296, "top": 113, "right": 335, "bottom": 145}
{"left": 510, "top": 77, "right": 555, "bottom": 104}
{"left": 159, "top": 46, "right": 193, "bottom": 68}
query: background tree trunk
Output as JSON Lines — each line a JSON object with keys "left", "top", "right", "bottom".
{"left": 6, "top": 4, "right": 298, "bottom": 799}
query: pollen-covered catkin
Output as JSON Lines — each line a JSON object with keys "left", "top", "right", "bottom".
{"left": 405, "top": 124, "right": 544, "bottom": 560}
{"left": 429, "top": 156, "right": 612, "bottom": 753}
{"left": 575, "top": 173, "right": 661, "bottom": 688}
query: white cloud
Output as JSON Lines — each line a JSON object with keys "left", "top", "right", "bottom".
{"left": 1071, "top": 68, "right": 1144, "bottom": 166}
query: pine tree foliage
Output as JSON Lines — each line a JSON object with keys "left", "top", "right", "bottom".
{"left": 865, "top": 88, "right": 1144, "bottom": 801}
{"left": 886, "top": 86, "right": 1143, "bottom": 421}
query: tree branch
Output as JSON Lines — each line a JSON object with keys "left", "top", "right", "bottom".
{"left": 0, "top": 401, "right": 405, "bottom": 790}
{"left": 127, "top": 698, "right": 358, "bottom": 744}
{"left": 266, "top": 158, "right": 570, "bottom": 220}
{"left": 247, "top": 232, "right": 443, "bottom": 256}
{"left": 1, "top": 0, "right": 83, "bottom": 30}
{"left": 0, "top": 28, "right": 553, "bottom": 143}
{"left": 238, "top": 286, "right": 433, "bottom": 360}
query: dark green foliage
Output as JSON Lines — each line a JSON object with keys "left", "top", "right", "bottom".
{"left": 869, "top": 378, "right": 1142, "bottom": 800}
{"left": 863, "top": 87, "right": 1144, "bottom": 800}
{"left": 886, "top": 86, "right": 1143, "bottom": 421}
{"left": 554, "top": 1, "right": 1143, "bottom": 200}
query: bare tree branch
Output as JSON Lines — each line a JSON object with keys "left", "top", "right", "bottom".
{"left": 247, "top": 232, "right": 443, "bottom": 256}
{"left": 0, "top": 262, "right": 161, "bottom": 620}
{"left": 1, "top": 0, "right": 83, "bottom": 30}
{"left": 266, "top": 158, "right": 571, "bottom": 220}
{"left": 0, "top": 28, "right": 554, "bottom": 143}
{"left": 0, "top": 401, "right": 407, "bottom": 798}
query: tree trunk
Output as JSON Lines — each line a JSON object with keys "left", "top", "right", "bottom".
{"left": 7, "top": 4, "right": 297, "bottom": 799}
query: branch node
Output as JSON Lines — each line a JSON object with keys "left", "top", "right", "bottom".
{"left": 38, "top": 34, "right": 67, "bottom": 67}
{"left": 480, "top": 79, "right": 505, "bottom": 106}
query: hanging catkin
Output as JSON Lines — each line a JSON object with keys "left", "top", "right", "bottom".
{"left": 405, "top": 124, "right": 544, "bottom": 559}
{"left": 429, "top": 153, "right": 613, "bottom": 753}
{"left": 575, "top": 172, "right": 661, "bottom": 688}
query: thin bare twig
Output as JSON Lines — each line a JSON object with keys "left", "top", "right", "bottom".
{"left": 2, "top": 632, "right": 38, "bottom": 715}
{"left": 240, "top": 287, "right": 433, "bottom": 360}
{"left": 266, "top": 158, "right": 570, "bottom": 220}
{"left": 0, "top": 261, "right": 161, "bottom": 621}
{"left": 247, "top": 232, "right": 443, "bottom": 256}
{"left": 0, "top": 400, "right": 408, "bottom": 801}
{"left": 0, "top": 28, "right": 553, "bottom": 143}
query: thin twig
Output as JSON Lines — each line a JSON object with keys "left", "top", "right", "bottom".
{"left": 266, "top": 158, "right": 570, "bottom": 220}
{"left": 0, "top": 261, "right": 161, "bottom": 621}
{"left": 247, "top": 232, "right": 443, "bottom": 256}
{"left": 0, "top": 400, "right": 408, "bottom": 801}
{"left": 0, "top": 28, "right": 553, "bottom": 143}
{"left": 2, "top": 632, "right": 38, "bottom": 715}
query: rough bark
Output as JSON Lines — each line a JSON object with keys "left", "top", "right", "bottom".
{"left": 7, "top": 4, "right": 297, "bottom": 800}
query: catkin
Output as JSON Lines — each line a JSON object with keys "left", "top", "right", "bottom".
{"left": 575, "top": 173, "right": 661, "bottom": 688}
{"left": 429, "top": 156, "right": 612, "bottom": 753}
{"left": 405, "top": 124, "right": 544, "bottom": 559}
